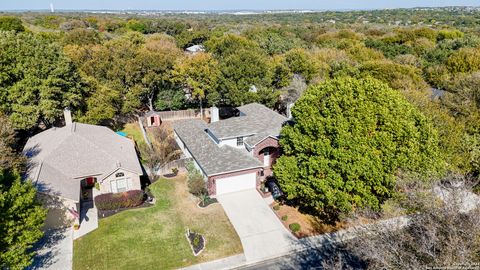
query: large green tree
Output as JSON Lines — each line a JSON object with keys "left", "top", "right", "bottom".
{"left": 0, "top": 115, "right": 46, "bottom": 270}
{"left": 0, "top": 32, "right": 86, "bottom": 129}
{"left": 274, "top": 77, "right": 442, "bottom": 219}
{"left": 218, "top": 48, "right": 274, "bottom": 105}
{"left": 172, "top": 52, "right": 221, "bottom": 110}
{"left": 0, "top": 16, "right": 25, "bottom": 32}
{"left": 66, "top": 32, "right": 181, "bottom": 116}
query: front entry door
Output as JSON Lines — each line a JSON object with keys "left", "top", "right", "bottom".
{"left": 263, "top": 149, "right": 270, "bottom": 166}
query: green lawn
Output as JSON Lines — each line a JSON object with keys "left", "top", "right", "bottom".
{"left": 120, "top": 122, "right": 146, "bottom": 148}
{"left": 73, "top": 176, "right": 242, "bottom": 270}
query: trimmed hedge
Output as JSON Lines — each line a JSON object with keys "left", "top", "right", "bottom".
{"left": 95, "top": 190, "right": 144, "bottom": 210}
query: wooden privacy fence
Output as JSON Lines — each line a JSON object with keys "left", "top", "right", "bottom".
{"left": 157, "top": 158, "right": 192, "bottom": 175}
{"left": 137, "top": 116, "right": 152, "bottom": 148}
{"left": 155, "top": 108, "right": 210, "bottom": 121}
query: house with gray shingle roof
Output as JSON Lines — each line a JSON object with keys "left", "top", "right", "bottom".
{"left": 23, "top": 109, "right": 143, "bottom": 224}
{"left": 173, "top": 103, "right": 287, "bottom": 196}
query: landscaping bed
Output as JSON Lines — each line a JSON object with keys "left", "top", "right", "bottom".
{"left": 186, "top": 229, "right": 206, "bottom": 256}
{"left": 97, "top": 201, "right": 153, "bottom": 219}
{"left": 271, "top": 203, "right": 350, "bottom": 238}
{"left": 198, "top": 197, "right": 218, "bottom": 208}
{"left": 95, "top": 190, "right": 155, "bottom": 219}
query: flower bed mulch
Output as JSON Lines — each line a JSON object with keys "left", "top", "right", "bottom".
{"left": 185, "top": 229, "right": 206, "bottom": 256}
{"left": 271, "top": 202, "right": 345, "bottom": 238}
{"left": 97, "top": 191, "right": 156, "bottom": 219}
{"left": 97, "top": 201, "right": 154, "bottom": 219}
{"left": 198, "top": 197, "right": 218, "bottom": 208}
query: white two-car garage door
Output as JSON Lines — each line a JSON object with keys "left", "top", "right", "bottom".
{"left": 215, "top": 172, "right": 257, "bottom": 195}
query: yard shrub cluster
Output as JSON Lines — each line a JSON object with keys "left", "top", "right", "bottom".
{"left": 289, "top": 223, "right": 301, "bottom": 233}
{"left": 95, "top": 190, "right": 144, "bottom": 210}
{"left": 186, "top": 161, "right": 207, "bottom": 197}
{"left": 188, "top": 174, "right": 207, "bottom": 197}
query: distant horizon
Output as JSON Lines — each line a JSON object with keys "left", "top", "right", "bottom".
{"left": 2, "top": 6, "right": 480, "bottom": 12}
{"left": 1, "top": 0, "right": 479, "bottom": 12}
{"left": 0, "top": 4, "right": 480, "bottom": 13}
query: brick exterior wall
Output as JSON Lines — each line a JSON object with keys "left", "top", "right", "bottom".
{"left": 207, "top": 167, "right": 262, "bottom": 196}
{"left": 253, "top": 137, "right": 280, "bottom": 177}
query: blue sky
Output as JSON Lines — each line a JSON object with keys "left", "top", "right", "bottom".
{"left": 1, "top": 0, "right": 479, "bottom": 11}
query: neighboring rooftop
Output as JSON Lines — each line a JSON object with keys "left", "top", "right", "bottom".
{"left": 23, "top": 122, "right": 143, "bottom": 201}
{"left": 173, "top": 103, "right": 287, "bottom": 176}
{"left": 185, "top": 44, "right": 205, "bottom": 53}
{"left": 207, "top": 103, "right": 288, "bottom": 146}
{"left": 173, "top": 119, "right": 263, "bottom": 176}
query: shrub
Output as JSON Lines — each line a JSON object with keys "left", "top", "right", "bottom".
{"left": 289, "top": 223, "right": 301, "bottom": 233}
{"left": 186, "top": 160, "right": 197, "bottom": 175}
{"left": 95, "top": 190, "right": 144, "bottom": 210}
{"left": 188, "top": 174, "right": 207, "bottom": 197}
{"left": 193, "top": 235, "right": 201, "bottom": 246}
{"left": 281, "top": 215, "right": 288, "bottom": 221}
{"left": 172, "top": 167, "right": 179, "bottom": 175}
{"left": 273, "top": 205, "right": 280, "bottom": 211}
{"left": 0, "top": 16, "right": 25, "bottom": 32}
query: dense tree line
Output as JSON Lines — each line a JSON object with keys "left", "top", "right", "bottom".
{"left": 1, "top": 9, "right": 480, "bottom": 267}
{"left": 0, "top": 13, "right": 477, "bottom": 173}
{"left": 0, "top": 115, "right": 46, "bottom": 269}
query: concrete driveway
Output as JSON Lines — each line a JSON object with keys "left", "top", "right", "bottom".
{"left": 217, "top": 190, "right": 297, "bottom": 263}
{"left": 28, "top": 227, "right": 73, "bottom": 270}
{"left": 28, "top": 205, "right": 73, "bottom": 270}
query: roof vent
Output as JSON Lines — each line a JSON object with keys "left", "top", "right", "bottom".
{"left": 116, "top": 161, "right": 122, "bottom": 168}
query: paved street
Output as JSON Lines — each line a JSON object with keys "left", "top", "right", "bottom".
{"left": 234, "top": 243, "right": 365, "bottom": 270}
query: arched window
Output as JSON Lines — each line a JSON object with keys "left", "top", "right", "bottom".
{"left": 115, "top": 172, "right": 125, "bottom": 178}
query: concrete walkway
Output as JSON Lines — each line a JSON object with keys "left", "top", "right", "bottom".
{"left": 217, "top": 190, "right": 297, "bottom": 263}
{"left": 73, "top": 201, "right": 98, "bottom": 239}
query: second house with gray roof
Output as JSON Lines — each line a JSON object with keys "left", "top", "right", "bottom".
{"left": 173, "top": 103, "right": 287, "bottom": 196}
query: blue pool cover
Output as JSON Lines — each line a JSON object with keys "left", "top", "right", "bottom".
{"left": 116, "top": 131, "right": 127, "bottom": 137}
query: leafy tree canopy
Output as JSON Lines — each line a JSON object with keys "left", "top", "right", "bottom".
{"left": 446, "top": 47, "right": 480, "bottom": 74}
{"left": 172, "top": 52, "right": 221, "bottom": 106}
{"left": 0, "top": 16, "right": 25, "bottom": 32}
{"left": 205, "top": 34, "right": 260, "bottom": 57}
{"left": 0, "top": 32, "right": 87, "bottom": 129}
{"left": 0, "top": 115, "right": 46, "bottom": 270}
{"left": 274, "top": 77, "right": 442, "bottom": 219}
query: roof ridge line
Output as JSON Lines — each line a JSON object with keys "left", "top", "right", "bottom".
{"left": 74, "top": 125, "right": 140, "bottom": 174}
{"left": 74, "top": 130, "right": 124, "bottom": 169}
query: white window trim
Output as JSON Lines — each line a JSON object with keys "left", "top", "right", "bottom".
{"left": 110, "top": 177, "right": 131, "bottom": 193}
